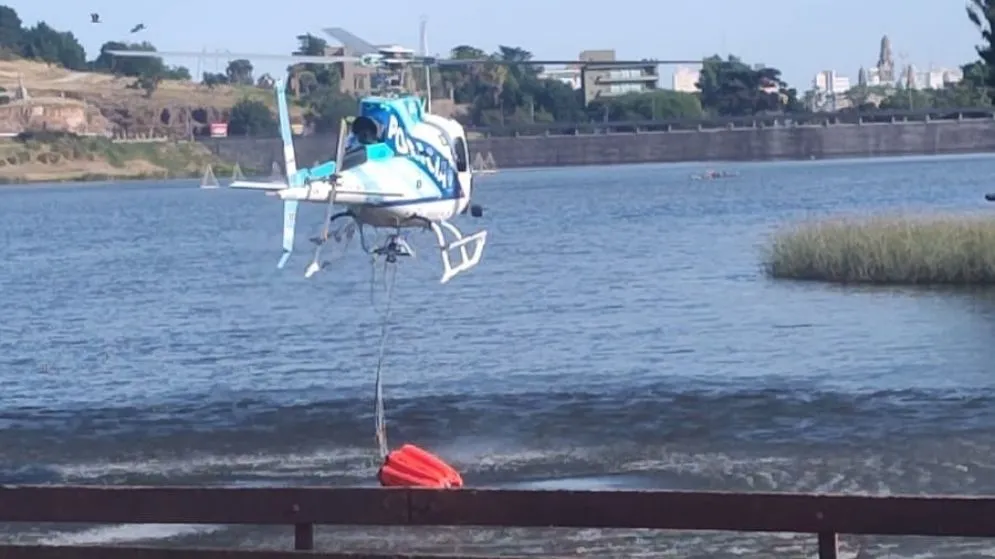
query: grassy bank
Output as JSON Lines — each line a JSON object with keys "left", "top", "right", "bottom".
{"left": 763, "top": 214, "right": 995, "bottom": 285}
{"left": 0, "top": 135, "right": 244, "bottom": 184}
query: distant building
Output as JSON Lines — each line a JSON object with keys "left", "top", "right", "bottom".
{"left": 864, "top": 67, "right": 885, "bottom": 86}
{"left": 924, "top": 67, "right": 964, "bottom": 88}
{"left": 579, "top": 49, "right": 659, "bottom": 105}
{"left": 904, "top": 64, "right": 917, "bottom": 89}
{"left": 672, "top": 66, "right": 700, "bottom": 92}
{"left": 812, "top": 70, "right": 851, "bottom": 94}
{"left": 539, "top": 67, "right": 582, "bottom": 90}
{"left": 808, "top": 70, "right": 852, "bottom": 111}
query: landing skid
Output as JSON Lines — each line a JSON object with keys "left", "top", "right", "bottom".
{"left": 430, "top": 221, "right": 487, "bottom": 284}
{"left": 304, "top": 211, "right": 486, "bottom": 283}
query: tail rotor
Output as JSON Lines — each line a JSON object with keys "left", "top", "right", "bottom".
{"left": 273, "top": 78, "right": 301, "bottom": 270}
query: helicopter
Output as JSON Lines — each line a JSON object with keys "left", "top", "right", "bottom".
{"left": 107, "top": 27, "right": 699, "bottom": 283}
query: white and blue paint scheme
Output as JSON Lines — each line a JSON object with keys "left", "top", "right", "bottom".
{"left": 230, "top": 79, "right": 486, "bottom": 284}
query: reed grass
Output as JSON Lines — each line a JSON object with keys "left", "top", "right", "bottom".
{"left": 762, "top": 214, "right": 995, "bottom": 284}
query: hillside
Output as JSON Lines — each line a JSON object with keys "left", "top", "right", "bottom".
{"left": 0, "top": 59, "right": 304, "bottom": 137}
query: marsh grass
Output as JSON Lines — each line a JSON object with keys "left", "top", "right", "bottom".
{"left": 763, "top": 214, "right": 995, "bottom": 284}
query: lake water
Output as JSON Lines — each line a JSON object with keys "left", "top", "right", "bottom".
{"left": 2, "top": 155, "right": 995, "bottom": 557}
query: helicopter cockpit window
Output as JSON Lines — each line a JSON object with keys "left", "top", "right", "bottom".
{"left": 351, "top": 116, "right": 381, "bottom": 146}
{"left": 453, "top": 137, "right": 469, "bottom": 173}
{"left": 340, "top": 143, "right": 368, "bottom": 171}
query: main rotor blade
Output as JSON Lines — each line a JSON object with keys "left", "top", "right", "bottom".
{"left": 105, "top": 49, "right": 700, "bottom": 68}
{"left": 322, "top": 27, "right": 379, "bottom": 55}
{"left": 431, "top": 58, "right": 702, "bottom": 66}
{"left": 105, "top": 50, "right": 359, "bottom": 64}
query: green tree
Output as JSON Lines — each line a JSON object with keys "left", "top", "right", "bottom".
{"left": 296, "top": 70, "right": 319, "bottom": 96}
{"left": 164, "top": 65, "right": 191, "bottom": 80}
{"left": 532, "top": 79, "right": 585, "bottom": 122}
{"left": 288, "top": 33, "right": 339, "bottom": 95}
{"left": 0, "top": 5, "right": 22, "bottom": 52}
{"left": 228, "top": 98, "right": 278, "bottom": 136}
{"left": 967, "top": 0, "right": 995, "bottom": 92}
{"left": 226, "top": 59, "right": 253, "bottom": 86}
{"left": 19, "top": 22, "right": 86, "bottom": 70}
{"left": 202, "top": 72, "right": 227, "bottom": 88}
{"left": 439, "top": 45, "right": 488, "bottom": 103}
{"left": 437, "top": 44, "right": 591, "bottom": 126}
{"left": 90, "top": 40, "right": 189, "bottom": 80}
{"left": 303, "top": 87, "right": 356, "bottom": 133}
{"left": 878, "top": 84, "right": 990, "bottom": 110}
{"left": 587, "top": 90, "right": 703, "bottom": 121}
{"left": 697, "top": 55, "right": 800, "bottom": 117}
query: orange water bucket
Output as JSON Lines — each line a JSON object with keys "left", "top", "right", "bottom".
{"left": 377, "top": 444, "right": 463, "bottom": 488}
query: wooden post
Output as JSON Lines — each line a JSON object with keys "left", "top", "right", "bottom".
{"left": 294, "top": 523, "right": 314, "bottom": 550}
{"left": 817, "top": 532, "right": 837, "bottom": 559}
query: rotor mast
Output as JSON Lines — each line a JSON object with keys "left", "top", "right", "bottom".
{"left": 419, "top": 16, "right": 431, "bottom": 112}
{"left": 366, "top": 45, "right": 416, "bottom": 98}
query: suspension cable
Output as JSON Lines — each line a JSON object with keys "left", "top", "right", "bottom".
{"left": 371, "top": 256, "right": 399, "bottom": 460}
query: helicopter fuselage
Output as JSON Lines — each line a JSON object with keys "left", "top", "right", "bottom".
{"left": 278, "top": 95, "right": 475, "bottom": 229}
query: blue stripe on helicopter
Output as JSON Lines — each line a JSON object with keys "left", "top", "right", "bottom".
{"left": 293, "top": 161, "right": 336, "bottom": 184}
{"left": 375, "top": 103, "right": 457, "bottom": 198}
{"left": 365, "top": 143, "right": 393, "bottom": 161}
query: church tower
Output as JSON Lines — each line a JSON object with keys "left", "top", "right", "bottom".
{"left": 877, "top": 35, "right": 895, "bottom": 84}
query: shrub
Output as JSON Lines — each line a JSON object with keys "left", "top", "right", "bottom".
{"left": 762, "top": 214, "right": 995, "bottom": 284}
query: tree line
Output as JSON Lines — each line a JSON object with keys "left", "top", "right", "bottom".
{"left": 4, "top": 1, "right": 995, "bottom": 135}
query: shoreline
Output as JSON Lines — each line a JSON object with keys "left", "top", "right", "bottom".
{"left": 5, "top": 149, "right": 995, "bottom": 187}
{"left": 0, "top": 134, "right": 243, "bottom": 187}
{"left": 0, "top": 163, "right": 246, "bottom": 187}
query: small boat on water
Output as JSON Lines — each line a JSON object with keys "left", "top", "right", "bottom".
{"left": 691, "top": 169, "right": 739, "bottom": 181}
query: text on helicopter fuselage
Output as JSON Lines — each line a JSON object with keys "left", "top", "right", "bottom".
{"left": 385, "top": 115, "right": 455, "bottom": 192}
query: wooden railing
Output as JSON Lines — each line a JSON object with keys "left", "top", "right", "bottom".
{"left": 1, "top": 486, "right": 995, "bottom": 558}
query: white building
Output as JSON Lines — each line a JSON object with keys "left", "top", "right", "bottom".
{"left": 539, "top": 67, "right": 582, "bottom": 90}
{"left": 813, "top": 70, "right": 851, "bottom": 94}
{"left": 672, "top": 66, "right": 700, "bottom": 92}
{"left": 923, "top": 67, "right": 964, "bottom": 88}
{"left": 898, "top": 66, "right": 965, "bottom": 90}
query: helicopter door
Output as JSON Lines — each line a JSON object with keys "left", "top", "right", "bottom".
{"left": 453, "top": 136, "right": 471, "bottom": 197}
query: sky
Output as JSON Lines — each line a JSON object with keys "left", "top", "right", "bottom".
{"left": 7, "top": 0, "right": 984, "bottom": 91}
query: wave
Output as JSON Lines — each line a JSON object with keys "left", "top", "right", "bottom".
{"left": 1, "top": 383, "right": 992, "bottom": 488}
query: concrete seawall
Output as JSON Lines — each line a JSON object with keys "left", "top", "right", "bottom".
{"left": 198, "top": 119, "right": 995, "bottom": 172}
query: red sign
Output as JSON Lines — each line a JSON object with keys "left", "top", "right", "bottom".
{"left": 209, "top": 122, "right": 228, "bottom": 137}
